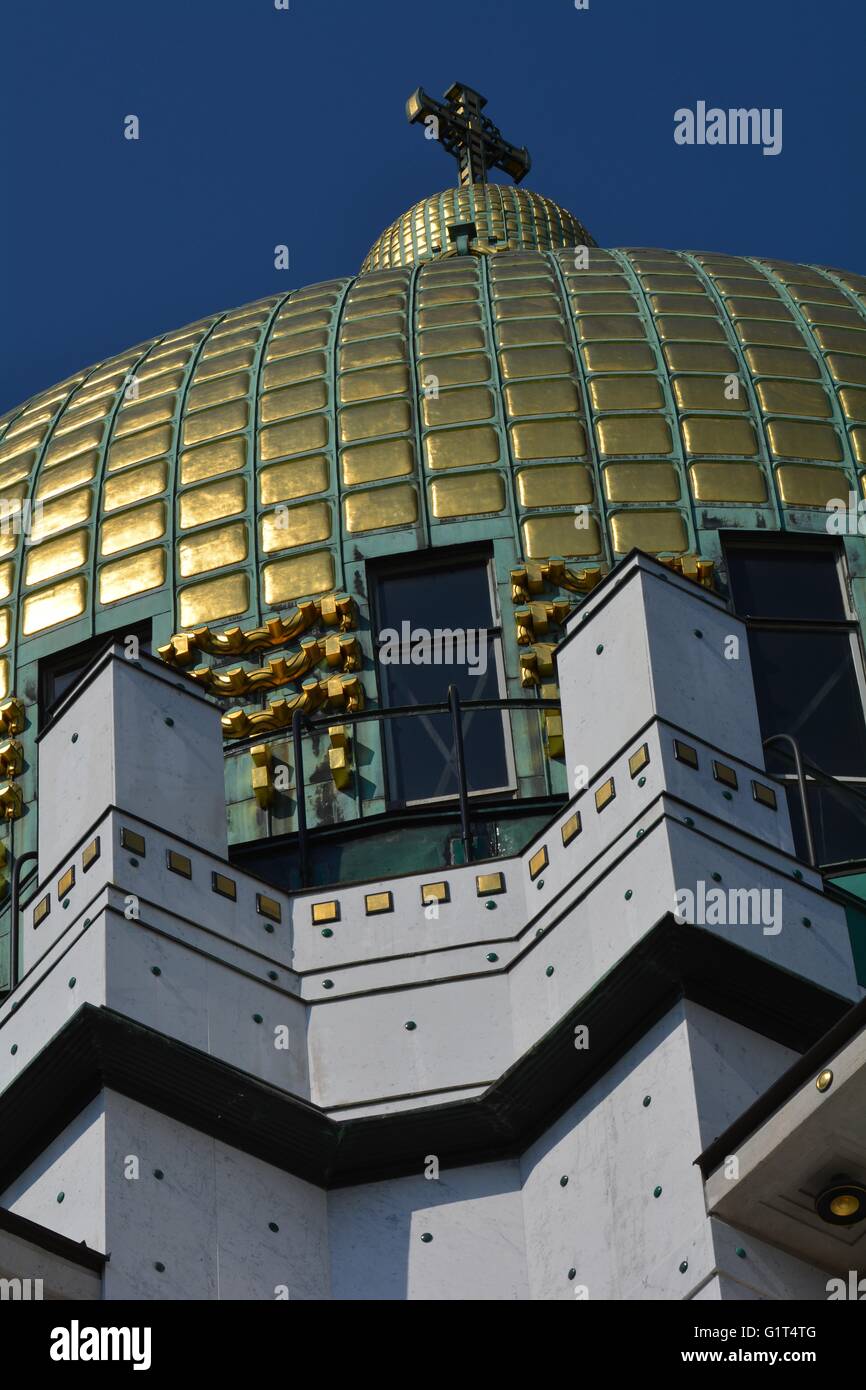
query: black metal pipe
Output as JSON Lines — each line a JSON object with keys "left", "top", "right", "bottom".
{"left": 10, "top": 850, "right": 38, "bottom": 990}
{"left": 292, "top": 709, "right": 309, "bottom": 889}
{"left": 763, "top": 734, "right": 817, "bottom": 869}
{"left": 448, "top": 685, "right": 472, "bottom": 864}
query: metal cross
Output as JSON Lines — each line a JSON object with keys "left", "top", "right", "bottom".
{"left": 406, "top": 82, "right": 531, "bottom": 188}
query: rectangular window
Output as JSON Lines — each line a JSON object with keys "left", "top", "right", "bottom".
{"left": 39, "top": 622, "right": 152, "bottom": 720}
{"left": 725, "top": 537, "right": 866, "bottom": 865}
{"left": 373, "top": 552, "right": 513, "bottom": 806}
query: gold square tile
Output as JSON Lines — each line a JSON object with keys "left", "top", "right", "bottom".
{"left": 517, "top": 464, "right": 593, "bottom": 508}
{"left": 429, "top": 472, "right": 505, "bottom": 518}
{"left": 510, "top": 419, "right": 586, "bottom": 460}
{"left": 629, "top": 744, "right": 650, "bottom": 778}
{"left": 603, "top": 463, "right": 680, "bottom": 503}
{"left": 767, "top": 420, "right": 842, "bottom": 462}
{"left": 688, "top": 462, "right": 767, "bottom": 503}
{"left": 595, "top": 778, "right": 615, "bottom": 811}
{"left": 589, "top": 377, "right": 664, "bottom": 411}
{"left": 311, "top": 900, "right": 339, "bottom": 924}
{"left": 596, "top": 416, "right": 672, "bottom": 456}
{"left": 610, "top": 510, "right": 687, "bottom": 554}
{"left": 528, "top": 846, "right": 548, "bottom": 880}
{"left": 343, "top": 484, "right": 418, "bottom": 532}
{"left": 421, "top": 881, "right": 449, "bottom": 905}
{"left": 561, "top": 812, "right": 581, "bottom": 846}
{"left": 775, "top": 465, "right": 849, "bottom": 507}
{"left": 365, "top": 891, "right": 393, "bottom": 915}
{"left": 424, "top": 425, "right": 499, "bottom": 471}
{"left": 522, "top": 513, "right": 602, "bottom": 559}
{"left": 680, "top": 416, "right": 757, "bottom": 456}
{"left": 475, "top": 871, "right": 505, "bottom": 896}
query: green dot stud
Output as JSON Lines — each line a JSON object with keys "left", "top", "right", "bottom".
{"left": 653, "top": 1186, "right": 662, "bottom": 1199}
{"left": 252, "top": 1013, "right": 263, "bottom": 1023}
{"left": 10, "top": 1044, "right": 17, "bottom": 1055}
{"left": 679, "top": 1260, "right": 688, "bottom": 1274}
{"left": 151, "top": 966, "right": 161, "bottom": 977}
{"left": 485, "top": 900, "right": 497, "bottom": 910}
{"left": 711, "top": 872, "right": 722, "bottom": 882}
{"left": 560, "top": 1175, "right": 569, "bottom": 1187}
{"left": 321, "top": 927, "right": 334, "bottom": 937}
{"left": 568, "top": 1267, "right": 576, "bottom": 1281}
{"left": 164, "top": 717, "right": 174, "bottom": 727}
{"left": 68, "top": 977, "right": 76, "bottom": 988}
{"left": 643, "top": 1095, "right": 651, "bottom": 1107}
{"left": 723, "top": 790, "right": 732, "bottom": 800}
{"left": 545, "top": 965, "right": 555, "bottom": 977}
{"left": 268, "top": 970, "right": 278, "bottom": 981}
{"left": 405, "top": 1020, "right": 417, "bottom": 1031}
{"left": 802, "top": 916, "right": 811, "bottom": 927}
{"left": 269, "top": 1222, "right": 279, "bottom": 1233}
{"left": 536, "top": 879, "right": 544, "bottom": 889}
{"left": 624, "top": 889, "right": 633, "bottom": 900}
{"left": 420, "top": 1232, "right": 433, "bottom": 1243}
{"left": 154, "top": 1262, "right": 165, "bottom": 1273}
{"left": 595, "top": 644, "right": 604, "bottom": 655}
{"left": 683, "top": 816, "right": 694, "bottom": 826}
{"left": 322, "top": 980, "right": 334, "bottom": 990}
{"left": 735, "top": 1247, "right": 746, "bottom": 1259}
{"left": 71, "top": 733, "right": 78, "bottom": 744}
{"left": 693, "top": 629, "right": 703, "bottom": 639}
{"left": 56, "top": 1192, "right": 65, "bottom": 1203}
{"left": 486, "top": 952, "right": 499, "bottom": 962}
{"left": 793, "top": 869, "right": 803, "bottom": 881}
{"left": 154, "top": 1169, "right": 164, "bottom": 1180}
{"left": 637, "top": 776, "right": 646, "bottom": 788}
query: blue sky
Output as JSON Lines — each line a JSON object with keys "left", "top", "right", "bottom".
{"left": 1, "top": 0, "right": 864, "bottom": 414}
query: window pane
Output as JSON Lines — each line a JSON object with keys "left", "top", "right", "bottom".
{"left": 727, "top": 546, "right": 845, "bottom": 620}
{"left": 383, "top": 638, "right": 509, "bottom": 801}
{"left": 751, "top": 630, "right": 866, "bottom": 775}
{"left": 376, "top": 562, "right": 494, "bottom": 635}
{"left": 785, "top": 782, "right": 866, "bottom": 867}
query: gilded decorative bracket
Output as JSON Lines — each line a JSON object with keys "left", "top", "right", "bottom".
{"left": 327, "top": 726, "right": 352, "bottom": 790}
{"left": 222, "top": 675, "right": 364, "bottom": 739}
{"left": 158, "top": 594, "right": 357, "bottom": 668}
{"left": 250, "top": 743, "right": 275, "bottom": 809}
{"left": 0, "top": 698, "right": 25, "bottom": 738}
{"left": 0, "top": 781, "right": 23, "bottom": 821}
{"left": 519, "top": 644, "right": 556, "bottom": 688}
{"left": 514, "top": 599, "right": 573, "bottom": 646}
{"left": 188, "top": 635, "right": 360, "bottom": 699}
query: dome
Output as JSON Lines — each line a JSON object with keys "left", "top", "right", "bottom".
{"left": 2, "top": 244, "right": 864, "bottom": 686}
{"left": 361, "top": 184, "right": 595, "bottom": 271}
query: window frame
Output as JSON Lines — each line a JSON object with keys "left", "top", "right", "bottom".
{"left": 370, "top": 547, "right": 516, "bottom": 810}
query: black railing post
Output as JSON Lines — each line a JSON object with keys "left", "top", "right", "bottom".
{"left": 448, "top": 684, "right": 473, "bottom": 864}
{"left": 763, "top": 733, "right": 817, "bottom": 869}
{"left": 10, "top": 850, "right": 38, "bottom": 990}
{"left": 292, "top": 708, "right": 310, "bottom": 888}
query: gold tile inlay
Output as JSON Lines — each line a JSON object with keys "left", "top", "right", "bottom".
{"left": 100, "top": 501, "right": 166, "bottom": 557}
{"left": 344, "top": 484, "right": 418, "bottom": 533}
{"left": 522, "top": 513, "right": 601, "bottom": 559}
{"left": 596, "top": 416, "right": 672, "bottom": 456}
{"left": 179, "top": 572, "right": 250, "bottom": 628}
{"left": 689, "top": 462, "right": 767, "bottom": 503}
{"left": 99, "top": 548, "right": 166, "bottom": 605}
{"left": 179, "top": 477, "right": 246, "bottom": 529}
{"left": 261, "top": 500, "right": 331, "bottom": 554}
{"left": 179, "top": 522, "right": 248, "bottom": 577}
{"left": 421, "top": 881, "right": 449, "bottom": 905}
{"left": 561, "top": 812, "right": 581, "bottom": 846}
{"left": 476, "top": 871, "right": 505, "bottom": 896}
{"left": 609, "top": 510, "right": 688, "bottom": 554}
{"left": 430, "top": 472, "right": 505, "bottom": 518}
{"left": 341, "top": 438, "right": 414, "bottom": 486}
{"left": 517, "top": 464, "right": 593, "bottom": 508}
{"left": 424, "top": 425, "right": 499, "bottom": 471}
{"left": 258, "top": 415, "right": 329, "bottom": 462}
{"left": 365, "top": 891, "right": 393, "bottom": 915}
{"left": 263, "top": 550, "right": 335, "bottom": 605}
{"left": 767, "top": 420, "right": 842, "bottom": 462}
{"left": 510, "top": 419, "right": 587, "bottom": 460}
{"left": 528, "top": 846, "right": 548, "bottom": 880}
{"left": 260, "top": 456, "right": 329, "bottom": 503}
{"left": 22, "top": 575, "right": 87, "bottom": 634}
{"left": 25, "top": 529, "right": 88, "bottom": 585}
{"left": 775, "top": 465, "right": 849, "bottom": 507}
{"left": 604, "top": 463, "right": 680, "bottom": 503}
{"left": 595, "top": 778, "right": 615, "bottom": 811}
{"left": 180, "top": 435, "right": 247, "bottom": 484}
{"left": 681, "top": 416, "right": 757, "bottom": 457}
{"left": 311, "top": 900, "right": 339, "bottom": 924}
{"left": 629, "top": 744, "right": 650, "bottom": 778}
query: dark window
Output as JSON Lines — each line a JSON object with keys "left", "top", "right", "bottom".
{"left": 725, "top": 538, "right": 866, "bottom": 865}
{"left": 40, "top": 622, "right": 151, "bottom": 720}
{"left": 373, "top": 554, "right": 511, "bottom": 805}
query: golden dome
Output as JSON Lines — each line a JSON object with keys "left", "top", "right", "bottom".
{"left": 361, "top": 184, "right": 595, "bottom": 272}
{"left": 1, "top": 244, "right": 865, "bottom": 715}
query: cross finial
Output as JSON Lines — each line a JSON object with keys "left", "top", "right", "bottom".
{"left": 406, "top": 82, "right": 531, "bottom": 188}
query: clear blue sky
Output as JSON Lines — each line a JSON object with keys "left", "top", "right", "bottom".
{"left": 1, "top": 0, "right": 864, "bottom": 415}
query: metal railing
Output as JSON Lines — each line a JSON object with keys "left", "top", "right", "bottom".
{"left": 763, "top": 733, "right": 866, "bottom": 871}
{"left": 283, "top": 687, "right": 562, "bottom": 888}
